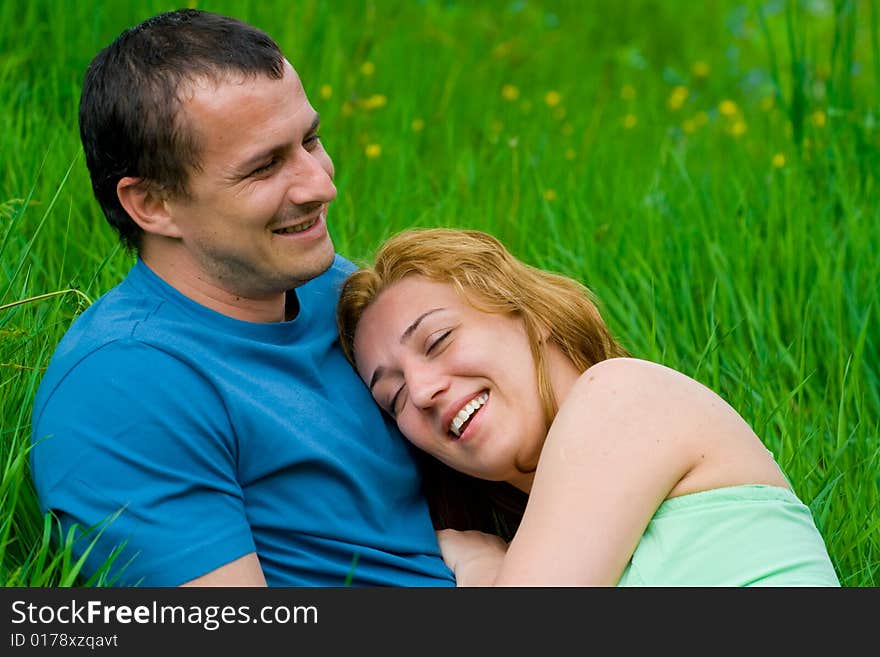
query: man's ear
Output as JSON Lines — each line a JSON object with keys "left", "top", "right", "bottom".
{"left": 117, "top": 177, "right": 183, "bottom": 239}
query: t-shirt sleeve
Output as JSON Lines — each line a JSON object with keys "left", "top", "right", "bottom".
{"left": 30, "top": 339, "right": 256, "bottom": 586}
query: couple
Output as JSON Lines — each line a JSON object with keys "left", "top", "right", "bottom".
{"left": 30, "top": 9, "right": 839, "bottom": 587}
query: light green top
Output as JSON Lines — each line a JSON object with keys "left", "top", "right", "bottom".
{"left": 617, "top": 484, "right": 840, "bottom": 586}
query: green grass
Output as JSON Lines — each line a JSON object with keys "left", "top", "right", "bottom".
{"left": 1, "top": 0, "right": 877, "bottom": 586}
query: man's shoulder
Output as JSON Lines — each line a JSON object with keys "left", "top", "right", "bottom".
{"left": 331, "top": 253, "right": 359, "bottom": 275}
{"left": 321, "top": 253, "right": 359, "bottom": 284}
{"left": 32, "top": 267, "right": 187, "bottom": 420}
{"left": 47, "top": 272, "right": 165, "bottom": 361}
{"left": 297, "top": 253, "right": 359, "bottom": 300}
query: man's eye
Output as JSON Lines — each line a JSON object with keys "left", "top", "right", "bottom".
{"left": 251, "top": 158, "right": 279, "bottom": 176}
{"left": 304, "top": 133, "right": 321, "bottom": 148}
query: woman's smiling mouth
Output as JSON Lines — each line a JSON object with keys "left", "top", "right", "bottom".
{"left": 449, "top": 391, "right": 489, "bottom": 438}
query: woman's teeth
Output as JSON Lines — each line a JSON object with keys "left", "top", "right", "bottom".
{"left": 274, "top": 219, "right": 316, "bottom": 234}
{"left": 450, "top": 392, "right": 489, "bottom": 437}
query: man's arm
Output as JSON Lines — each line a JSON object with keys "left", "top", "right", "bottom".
{"left": 32, "top": 341, "right": 258, "bottom": 586}
{"left": 181, "top": 552, "right": 266, "bottom": 586}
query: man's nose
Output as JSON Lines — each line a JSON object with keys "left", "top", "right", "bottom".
{"left": 285, "top": 149, "right": 337, "bottom": 206}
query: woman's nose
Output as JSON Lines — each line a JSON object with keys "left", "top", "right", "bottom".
{"left": 407, "top": 364, "right": 449, "bottom": 409}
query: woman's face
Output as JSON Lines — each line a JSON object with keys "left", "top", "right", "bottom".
{"left": 353, "top": 275, "right": 575, "bottom": 490}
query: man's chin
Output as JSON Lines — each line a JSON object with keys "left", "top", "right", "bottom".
{"left": 288, "top": 244, "right": 337, "bottom": 288}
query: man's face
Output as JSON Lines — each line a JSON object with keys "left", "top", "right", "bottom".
{"left": 161, "top": 60, "right": 337, "bottom": 300}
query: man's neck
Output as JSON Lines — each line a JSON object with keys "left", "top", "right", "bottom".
{"left": 140, "top": 251, "right": 289, "bottom": 324}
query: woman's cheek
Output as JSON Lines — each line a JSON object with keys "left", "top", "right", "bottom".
{"left": 400, "top": 416, "right": 432, "bottom": 452}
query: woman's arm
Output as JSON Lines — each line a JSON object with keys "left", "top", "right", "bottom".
{"left": 489, "top": 358, "right": 706, "bottom": 585}
{"left": 436, "top": 529, "right": 508, "bottom": 586}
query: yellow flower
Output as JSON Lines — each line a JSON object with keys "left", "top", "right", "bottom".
{"left": 545, "top": 90, "right": 562, "bottom": 107}
{"left": 342, "top": 101, "right": 354, "bottom": 117}
{"left": 691, "top": 61, "right": 711, "bottom": 78}
{"left": 760, "top": 96, "right": 775, "bottom": 112}
{"left": 502, "top": 84, "right": 520, "bottom": 101}
{"left": 359, "top": 94, "right": 387, "bottom": 110}
{"left": 186, "top": 0, "right": 198, "bottom": 7}
{"left": 667, "top": 85, "right": 689, "bottom": 111}
{"left": 543, "top": 189, "right": 557, "bottom": 202}
{"left": 811, "top": 110, "right": 827, "bottom": 128}
{"left": 411, "top": 118, "right": 425, "bottom": 132}
{"left": 730, "top": 120, "right": 747, "bottom": 137}
{"left": 492, "top": 42, "right": 511, "bottom": 58}
{"left": 620, "top": 84, "right": 636, "bottom": 100}
{"left": 622, "top": 114, "right": 638, "bottom": 129}
{"left": 682, "top": 119, "right": 696, "bottom": 134}
{"left": 772, "top": 153, "right": 785, "bottom": 168}
{"left": 719, "top": 100, "right": 739, "bottom": 117}
{"left": 319, "top": 84, "right": 332, "bottom": 100}
{"left": 564, "top": 148, "right": 576, "bottom": 161}
{"left": 360, "top": 61, "right": 375, "bottom": 76}
{"left": 365, "top": 144, "right": 381, "bottom": 158}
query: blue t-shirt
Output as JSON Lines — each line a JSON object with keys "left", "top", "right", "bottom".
{"left": 30, "top": 256, "right": 454, "bottom": 587}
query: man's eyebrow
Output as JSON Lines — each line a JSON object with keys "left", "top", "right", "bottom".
{"left": 235, "top": 113, "right": 321, "bottom": 173}
{"left": 367, "top": 308, "right": 445, "bottom": 392}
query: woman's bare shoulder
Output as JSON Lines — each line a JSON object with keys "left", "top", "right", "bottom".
{"left": 553, "top": 357, "right": 705, "bottom": 446}
{"left": 565, "top": 357, "right": 780, "bottom": 494}
{"left": 573, "top": 357, "right": 701, "bottom": 401}
{"left": 563, "top": 357, "right": 746, "bottom": 444}
{"left": 583, "top": 356, "right": 692, "bottom": 380}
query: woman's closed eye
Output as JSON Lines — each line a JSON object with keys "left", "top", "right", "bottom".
{"left": 388, "top": 384, "right": 406, "bottom": 418}
{"left": 378, "top": 327, "right": 454, "bottom": 416}
{"left": 426, "top": 329, "right": 452, "bottom": 355}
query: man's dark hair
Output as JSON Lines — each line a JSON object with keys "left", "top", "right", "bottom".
{"left": 79, "top": 8, "right": 286, "bottom": 252}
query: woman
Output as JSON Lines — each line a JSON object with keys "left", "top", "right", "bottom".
{"left": 337, "top": 228, "right": 840, "bottom": 586}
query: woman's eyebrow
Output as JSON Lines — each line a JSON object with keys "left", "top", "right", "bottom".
{"left": 400, "top": 308, "right": 445, "bottom": 344}
{"left": 367, "top": 308, "right": 446, "bottom": 392}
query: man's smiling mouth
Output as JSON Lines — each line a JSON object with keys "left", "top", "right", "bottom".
{"left": 273, "top": 218, "right": 317, "bottom": 234}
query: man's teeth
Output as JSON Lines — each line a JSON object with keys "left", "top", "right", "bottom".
{"left": 450, "top": 392, "right": 489, "bottom": 437}
{"left": 274, "top": 219, "right": 317, "bottom": 234}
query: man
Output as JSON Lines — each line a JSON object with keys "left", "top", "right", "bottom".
{"left": 29, "top": 8, "right": 454, "bottom": 587}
